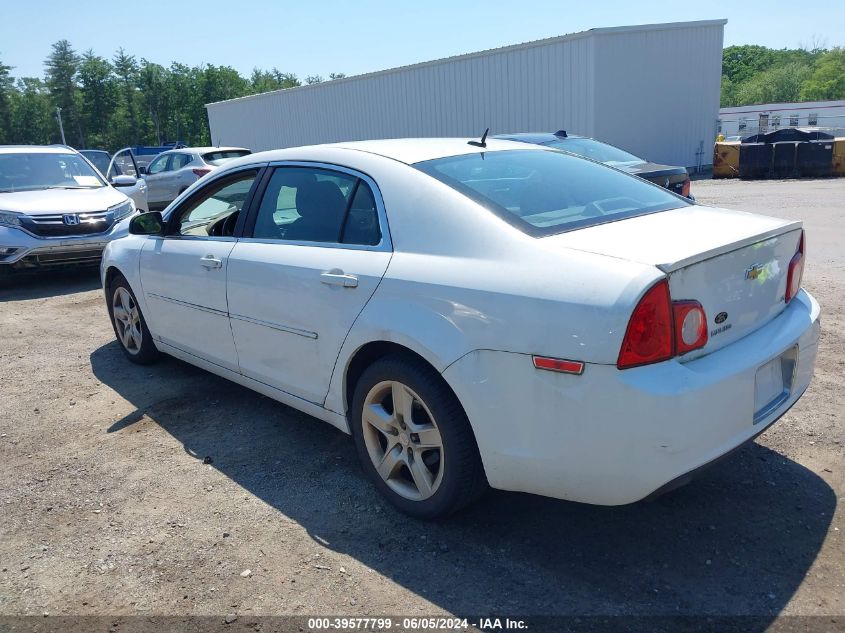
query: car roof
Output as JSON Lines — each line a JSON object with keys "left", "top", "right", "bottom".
{"left": 492, "top": 132, "right": 587, "bottom": 144}
{"left": 244, "top": 138, "right": 539, "bottom": 166}
{"left": 0, "top": 145, "right": 79, "bottom": 155}
{"left": 159, "top": 146, "right": 249, "bottom": 154}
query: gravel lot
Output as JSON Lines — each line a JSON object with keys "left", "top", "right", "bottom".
{"left": 0, "top": 178, "right": 843, "bottom": 627}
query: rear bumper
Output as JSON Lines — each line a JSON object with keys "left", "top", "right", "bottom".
{"left": 0, "top": 220, "right": 132, "bottom": 269}
{"left": 642, "top": 385, "right": 804, "bottom": 500}
{"left": 443, "top": 289, "right": 821, "bottom": 505}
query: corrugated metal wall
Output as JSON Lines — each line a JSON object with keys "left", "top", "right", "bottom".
{"left": 207, "top": 20, "right": 724, "bottom": 168}
{"left": 592, "top": 22, "right": 724, "bottom": 168}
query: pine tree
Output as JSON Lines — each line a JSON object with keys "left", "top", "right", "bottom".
{"left": 0, "top": 57, "right": 14, "bottom": 142}
{"left": 113, "top": 48, "right": 139, "bottom": 144}
{"left": 79, "top": 50, "right": 117, "bottom": 148}
{"left": 44, "top": 40, "right": 82, "bottom": 146}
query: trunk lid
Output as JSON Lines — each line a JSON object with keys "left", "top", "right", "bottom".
{"left": 545, "top": 206, "right": 803, "bottom": 358}
{"left": 620, "top": 162, "right": 690, "bottom": 197}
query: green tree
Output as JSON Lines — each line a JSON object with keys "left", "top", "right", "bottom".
{"left": 78, "top": 50, "right": 117, "bottom": 148}
{"left": 722, "top": 45, "right": 778, "bottom": 84}
{"left": 199, "top": 65, "right": 250, "bottom": 144}
{"left": 0, "top": 44, "right": 351, "bottom": 148}
{"left": 44, "top": 40, "right": 83, "bottom": 145}
{"left": 800, "top": 47, "right": 845, "bottom": 100}
{"left": 113, "top": 48, "right": 140, "bottom": 144}
{"left": 167, "top": 62, "right": 197, "bottom": 143}
{"left": 138, "top": 60, "right": 170, "bottom": 144}
{"left": 734, "top": 62, "right": 813, "bottom": 105}
{"left": 0, "top": 57, "right": 14, "bottom": 142}
{"left": 249, "top": 68, "right": 300, "bottom": 93}
{"left": 720, "top": 75, "right": 738, "bottom": 107}
{"left": 10, "top": 77, "right": 53, "bottom": 144}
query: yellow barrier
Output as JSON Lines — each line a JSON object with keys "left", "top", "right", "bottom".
{"left": 713, "top": 141, "right": 740, "bottom": 179}
{"left": 834, "top": 139, "right": 845, "bottom": 176}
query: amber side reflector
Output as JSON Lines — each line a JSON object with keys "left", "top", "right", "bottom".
{"left": 532, "top": 356, "right": 585, "bottom": 375}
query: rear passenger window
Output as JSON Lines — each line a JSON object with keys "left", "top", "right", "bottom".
{"left": 170, "top": 154, "right": 192, "bottom": 170}
{"left": 342, "top": 182, "right": 381, "bottom": 246}
{"left": 252, "top": 166, "right": 381, "bottom": 246}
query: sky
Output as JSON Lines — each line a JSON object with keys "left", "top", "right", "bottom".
{"left": 1, "top": 0, "right": 844, "bottom": 81}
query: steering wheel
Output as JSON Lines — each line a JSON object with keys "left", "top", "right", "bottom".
{"left": 221, "top": 211, "right": 239, "bottom": 236}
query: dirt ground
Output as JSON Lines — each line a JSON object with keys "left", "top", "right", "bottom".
{"left": 0, "top": 178, "right": 843, "bottom": 628}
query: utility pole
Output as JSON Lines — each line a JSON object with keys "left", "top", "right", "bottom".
{"left": 55, "top": 107, "right": 66, "bottom": 145}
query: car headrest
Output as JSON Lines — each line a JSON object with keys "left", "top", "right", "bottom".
{"left": 295, "top": 180, "right": 347, "bottom": 225}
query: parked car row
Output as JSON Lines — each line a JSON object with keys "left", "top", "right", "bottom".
{"left": 2, "top": 132, "right": 817, "bottom": 522}
{"left": 0, "top": 144, "right": 250, "bottom": 274}
{"left": 0, "top": 133, "right": 690, "bottom": 277}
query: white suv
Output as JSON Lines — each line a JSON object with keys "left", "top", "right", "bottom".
{"left": 141, "top": 146, "right": 251, "bottom": 210}
{"left": 0, "top": 145, "right": 137, "bottom": 275}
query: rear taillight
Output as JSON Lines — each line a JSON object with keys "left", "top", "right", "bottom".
{"left": 785, "top": 230, "right": 805, "bottom": 303}
{"left": 681, "top": 177, "right": 691, "bottom": 198}
{"left": 617, "top": 279, "right": 674, "bottom": 369}
{"left": 617, "top": 280, "right": 709, "bottom": 369}
{"left": 192, "top": 168, "right": 212, "bottom": 178}
{"left": 672, "top": 300, "right": 708, "bottom": 355}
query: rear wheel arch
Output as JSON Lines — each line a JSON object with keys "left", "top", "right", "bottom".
{"left": 342, "top": 339, "right": 485, "bottom": 459}
{"left": 344, "top": 341, "right": 439, "bottom": 413}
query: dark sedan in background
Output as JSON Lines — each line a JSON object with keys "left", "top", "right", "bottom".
{"left": 494, "top": 131, "right": 693, "bottom": 199}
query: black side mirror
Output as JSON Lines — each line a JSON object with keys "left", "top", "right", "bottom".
{"left": 138, "top": 165, "right": 148, "bottom": 176}
{"left": 129, "top": 211, "right": 164, "bottom": 236}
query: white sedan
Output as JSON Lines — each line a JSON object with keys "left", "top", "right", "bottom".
{"left": 101, "top": 138, "right": 820, "bottom": 519}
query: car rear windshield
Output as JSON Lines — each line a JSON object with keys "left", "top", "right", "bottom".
{"left": 545, "top": 138, "right": 644, "bottom": 165}
{"left": 202, "top": 150, "right": 251, "bottom": 165}
{"left": 414, "top": 149, "right": 688, "bottom": 237}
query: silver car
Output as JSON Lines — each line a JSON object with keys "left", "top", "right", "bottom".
{"left": 141, "top": 146, "right": 250, "bottom": 210}
{"left": 0, "top": 145, "right": 137, "bottom": 274}
{"left": 79, "top": 148, "right": 148, "bottom": 212}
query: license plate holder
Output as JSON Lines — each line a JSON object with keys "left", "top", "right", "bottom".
{"left": 753, "top": 346, "right": 798, "bottom": 424}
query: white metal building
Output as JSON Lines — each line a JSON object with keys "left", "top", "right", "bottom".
{"left": 207, "top": 19, "right": 726, "bottom": 169}
{"left": 719, "top": 99, "right": 845, "bottom": 138}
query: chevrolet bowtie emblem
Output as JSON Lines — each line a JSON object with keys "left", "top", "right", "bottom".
{"left": 745, "top": 263, "right": 765, "bottom": 280}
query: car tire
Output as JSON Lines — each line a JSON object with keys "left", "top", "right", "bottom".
{"left": 107, "top": 274, "right": 159, "bottom": 365}
{"left": 350, "top": 354, "right": 487, "bottom": 519}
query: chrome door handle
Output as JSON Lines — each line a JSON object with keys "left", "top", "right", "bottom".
{"left": 320, "top": 271, "right": 358, "bottom": 288}
{"left": 200, "top": 255, "right": 223, "bottom": 269}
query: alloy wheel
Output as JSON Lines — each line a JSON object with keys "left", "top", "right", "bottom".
{"left": 361, "top": 380, "right": 444, "bottom": 501}
{"left": 112, "top": 287, "right": 143, "bottom": 355}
